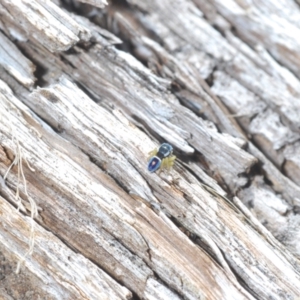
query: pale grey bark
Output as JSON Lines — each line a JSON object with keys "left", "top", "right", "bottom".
{"left": 0, "top": 0, "right": 300, "bottom": 299}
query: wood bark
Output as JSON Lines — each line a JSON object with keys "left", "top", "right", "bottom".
{"left": 0, "top": 0, "right": 300, "bottom": 299}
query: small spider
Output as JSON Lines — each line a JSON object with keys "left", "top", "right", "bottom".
{"left": 147, "top": 143, "right": 176, "bottom": 173}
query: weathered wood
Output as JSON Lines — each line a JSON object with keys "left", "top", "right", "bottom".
{"left": 0, "top": 0, "right": 300, "bottom": 299}
{"left": 111, "top": 0, "right": 300, "bottom": 252}
{"left": 0, "top": 73, "right": 299, "bottom": 298}
{"left": 0, "top": 32, "right": 35, "bottom": 88}
{"left": 0, "top": 193, "right": 131, "bottom": 300}
{"left": 0, "top": 0, "right": 91, "bottom": 51}
{"left": 0, "top": 79, "right": 257, "bottom": 299}
{"left": 75, "top": 0, "right": 107, "bottom": 8}
{"left": 206, "top": 0, "right": 300, "bottom": 78}
{"left": 212, "top": 70, "right": 300, "bottom": 169}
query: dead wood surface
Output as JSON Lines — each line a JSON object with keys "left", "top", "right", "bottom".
{"left": 0, "top": 0, "right": 300, "bottom": 300}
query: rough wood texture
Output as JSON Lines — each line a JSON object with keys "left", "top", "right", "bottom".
{"left": 0, "top": 0, "right": 300, "bottom": 299}
{"left": 0, "top": 192, "right": 131, "bottom": 300}
{"left": 75, "top": 0, "right": 107, "bottom": 8}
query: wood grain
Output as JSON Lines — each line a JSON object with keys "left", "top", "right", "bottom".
{"left": 0, "top": 0, "right": 300, "bottom": 299}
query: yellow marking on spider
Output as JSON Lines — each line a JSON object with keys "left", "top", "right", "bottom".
{"left": 147, "top": 148, "right": 158, "bottom": 161}
{"left": 161, "top": 155, "right": 176, "bottom": 171}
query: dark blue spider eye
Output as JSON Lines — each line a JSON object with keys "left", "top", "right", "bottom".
{"left": 147, "top": 156, "right": 161, "bottom": 173}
